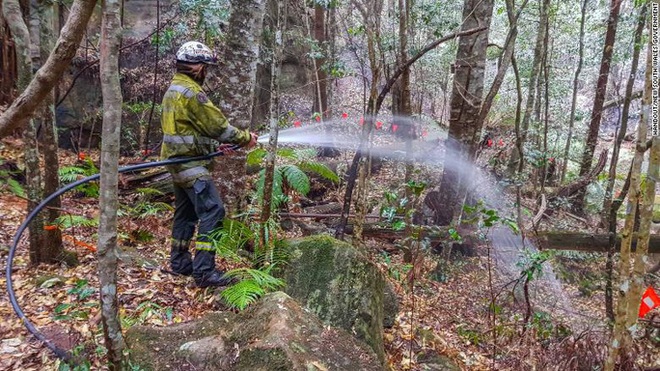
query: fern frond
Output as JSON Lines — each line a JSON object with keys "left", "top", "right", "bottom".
{"left": 247, "top": 148, "right": 268, "bottom": 166}
{"left": 220, "top": 279, "right": 265, "bottom": 310}
{"left": 276, "top": 148, "right": 297, "bottom": 159}
{"left": 55, "top": 215, "right": 99, "bottom": 229}
{"left": 280, "top": 165, "right": 310, "bottom": 195}
{"left": 299, "top": 162, "right": 339, "bottom": 183}
{"left": 255, "top": 168, "right": 286, "bottom": 209}
{"left": 224, "top": 268, "right": 285, "bottom": 291}
{"left": 136, "top": 187, "right": 165, "bottom": 198}
{"left": 293, "top": 148, "right": 317, "bottom": 161}
{"left": 59, "top": 166, "right": 85, "bottom": 183}
{"left": 6, "top": 179, "right": 25, "bottom": 197}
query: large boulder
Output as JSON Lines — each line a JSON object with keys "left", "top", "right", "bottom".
{"left": 282, "top": 235, "right": 392, "bottom": 363}
{"left": 125, "top": 292, "right": 380, "bottom": 370}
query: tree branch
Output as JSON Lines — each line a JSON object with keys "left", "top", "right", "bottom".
{"left": 0, "top": 0, "right": 96, "bottom": 138}
{"left": 375, "top": 26, "right": 487, "bottom": 112}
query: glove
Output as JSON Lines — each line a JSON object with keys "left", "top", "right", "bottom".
{"left": 244, "top": 132, "right": 258, "bottom": 149}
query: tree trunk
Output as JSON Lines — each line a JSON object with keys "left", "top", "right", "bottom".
{"left": 605, "top": 14, "right": 651, "bottom": 365}
{"left": 477, "top": 0, "right": 527, "bottom": 130}
{"left": 559, "top": 0, "right": 588, "bottom": 184}
{"left": 433, "top": 0, "right": 494, "bottom": 226}
{"left": 37, "top": 0, "right": 64, "bottom": 262}
{"left": 0, "top": 0, "right": 95, "bottom": 138}
{"left": 98, "top": 0, "right": 124, "bottom": 367}
{"left": 218, "top": 0, "right": 267, "bottom": 131}
{"left": 575, "top": 0, "right": 622, "bottom": 214}
{"left": 0, "top": 3, "right": 18, "bottom": 105}
{"left": 334, "top": 20, "right": 487, "bottom": 238}
{"left": 214, "top": 0, "right": 266, "bottom": 213}
{"left": 602, "top": 5, "right": 646, "bottom": 322}
{"left": 260, "top": 0, "right": 283, "bottom": 249}
{"left": 312, "top": 4, "right": 327, "bottom": 118}
{"left": 4, "top": 0, "right": 48, "bottom": 264}
{"left": 507, "top": 0, "right": 549, "bottom": 175}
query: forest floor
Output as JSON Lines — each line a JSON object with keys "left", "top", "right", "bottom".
{"left": 1, "top": 133, "right": 659, "bottom": 371}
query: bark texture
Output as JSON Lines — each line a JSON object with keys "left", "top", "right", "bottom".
{"left": 0, "top": 0, "right": 95, "bottom": 138}
{"left": 37, "top": 0, "right": 64, "bottom": 262}
{"left": 217, "top": 0, "right": 267, "bottom": 130}
{"left": 213, "top": 0, "right": 266, "bottom": 214}
{"left": 98, "top": 0, "right": 124, "bottom": 367}
{"left": 433, "top": 0, "right": 494, "bottom": 225}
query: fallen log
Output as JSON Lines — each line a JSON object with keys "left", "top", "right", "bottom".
{"left": 535, "top": 231, "right": 660, "bottom": 254}
{"left": 548, "top": 149, "right": 608, "bottom": 201}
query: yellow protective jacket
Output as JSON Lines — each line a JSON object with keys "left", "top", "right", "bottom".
{"left": 160, "top": 73, "right": 251, "bottom": 187}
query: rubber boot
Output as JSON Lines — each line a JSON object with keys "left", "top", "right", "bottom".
{"left": 170, "top": 241, "right": 193, "bottom": 276}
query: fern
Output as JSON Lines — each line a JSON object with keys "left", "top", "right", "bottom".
{"left": 255, "top": 168, "right": 286, "bottom": 208}
{"left": 59, "top": 159, "right": 99, "bottom": 197}
{"left": 136, "top": 187, "right": 165, "bottom": 199}
{"left": 299, "top": 162, "right": 340, "bottom": 183}
{"left": 5, "top": 178, "right": 26, "bottom": 197}
{"left": 220, "top": 280, "right": 265, "bottom": 310}
{"left": 280, "top": 164, "right": 310, "bottom": 195}
{"left": 220, "top": 267, "right": 285, "bottom": 310}
{"left": 246, "top": 148, "right": 268, "bottom": 166}
{"left": 55, "top": 215, "right": 99, "bottom": 229}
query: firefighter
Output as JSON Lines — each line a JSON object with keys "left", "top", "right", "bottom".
{"left": 160, "top": 41, "right": 257, "bottom": 288}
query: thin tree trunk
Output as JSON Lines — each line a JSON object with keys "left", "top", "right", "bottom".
{"left": 260, "top": 0, "right": 283, "bottom": 249}
{"left": 560, "top": 0, "right": 588, "bottom": 184}
{"left": 0, "top": 0, "right": 96, "bottom": 138}
{"left": 477, "top": 0, "right": 528, "bottom": 129}
{"left": 312, "top": 4, "right": 327, "bottom": 118}
{"left": 38, "top": 0, "right": 64, "bottom": 262}
{"left": 605, "top": 16, "right": 651, "bottom": 366}
{"left": 575, "top": 0, "right": 622, "bottom": 214}
{"left": 507, "top": 0, "right": 549, "bottom": 174}
{"left": 4, "top": 0, "right": 48, "bottom": 264}
{"left": 627, "top": 137, "right": 659, "bottom": 324}
{"left": 98, "top": 0, "right": 124, "bottom": 367}
{"left": 603, "top": 5, "right": 646, "bottom": 322}
{"left": 602, "top": 5, "right": 646, "bottom": 224}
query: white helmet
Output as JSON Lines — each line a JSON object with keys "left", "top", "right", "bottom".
{"left": 176, "top": 41, "right": 217, "bottom": 65}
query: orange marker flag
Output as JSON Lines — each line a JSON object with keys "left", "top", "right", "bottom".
{"left": 639, "top": 286, "right": 660, "bottom": 318}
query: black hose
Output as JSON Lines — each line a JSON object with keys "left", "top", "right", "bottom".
{"left": 5, "top": 148, "right": 239, "bottom": 362}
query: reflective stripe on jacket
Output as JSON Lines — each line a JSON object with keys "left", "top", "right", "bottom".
{"left": 160, "top": 73, "right": 251, "bottom": 186}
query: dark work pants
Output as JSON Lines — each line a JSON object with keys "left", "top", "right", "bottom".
{"left": 170, "top": 178, "right": 225, "bottom": 279}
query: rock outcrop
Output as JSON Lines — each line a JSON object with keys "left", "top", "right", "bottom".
{"left": 126, "top": 292, "right": 381, "bottom": 370}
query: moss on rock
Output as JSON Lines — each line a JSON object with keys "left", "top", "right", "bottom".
{"left": 283, "top": 235, "right": 388, "bottom": 363}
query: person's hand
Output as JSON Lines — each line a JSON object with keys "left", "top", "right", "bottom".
{"left": 245, "top": 132, "right": 258, "bottom": 149}
{"left": 217, "top": 143, "right": 237, "bottom": 155}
